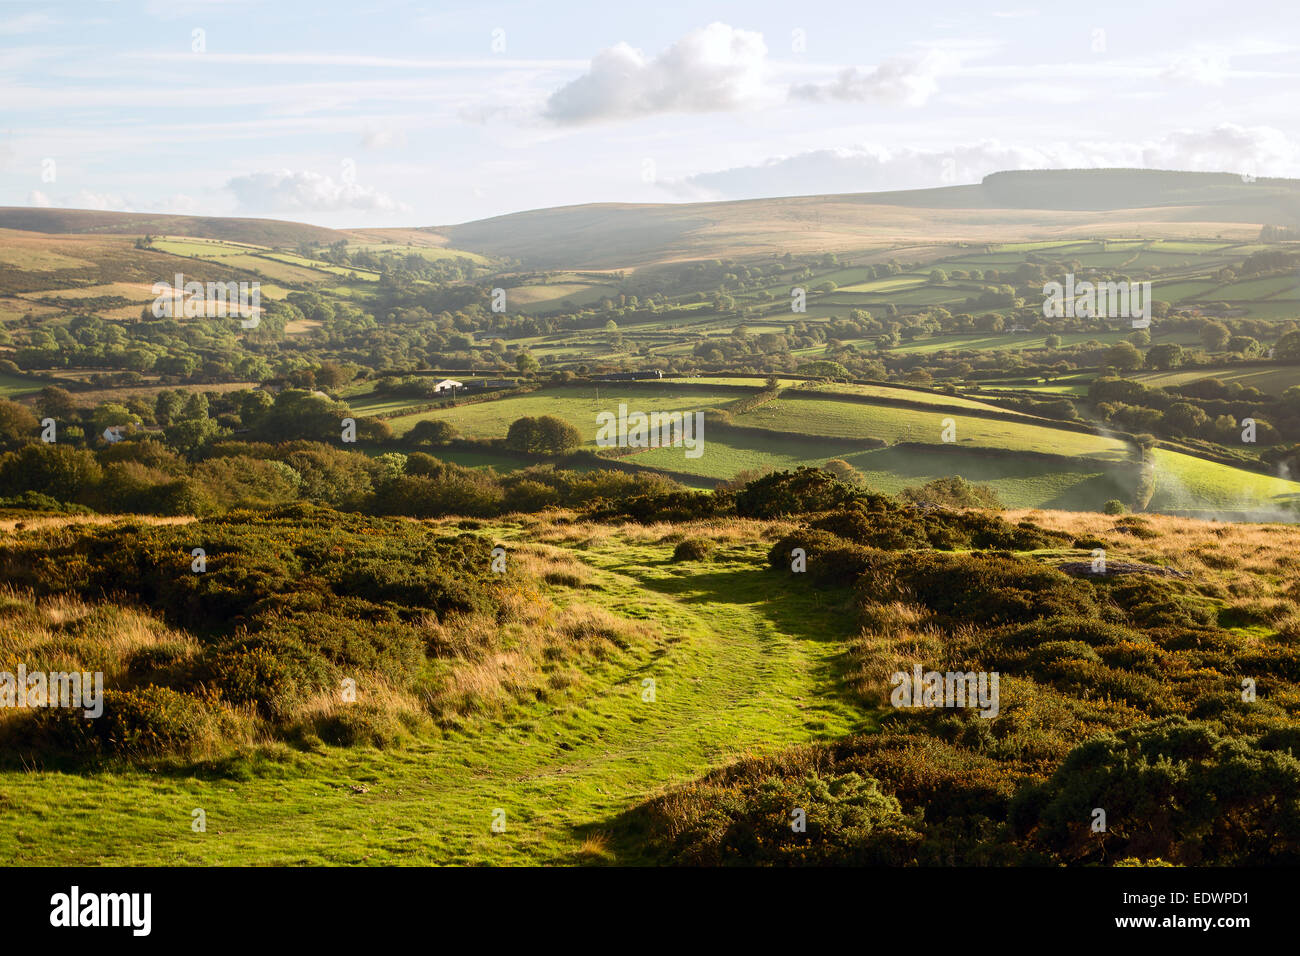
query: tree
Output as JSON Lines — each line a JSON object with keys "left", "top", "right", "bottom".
{"left": 90, "top": 402, "right": 139, "bottom": 437}
{"left": 0, "top": 399, "right": 38, "bottom": 449}
{"left": 1200, "top": 321, "right": 1231, "bottom": 351}
{"left": 900, "top": 476, "right": 1002, "bottom": 510}
{"left": 1104, "top": 341, "right": 1144, "bottom": 372}
{"left": 533, "top": 415, "right": 581, "bottom": 455}
{"left": 154, "top": 390, "right": 185, "bottom": 426}
{"left": 1227, "top": 335, "right": 1260, "bottom": 357}
{"left": 1275, "top": 330, "right": 1300, "bottom": 360}
{"left": 506, "top": 415, "right": 581, "bottom": 456}
{"left": 515, "top": 351, "right": 540, "bottom": 376}
{"left": 1163, "top": 402, "right": 1209, "bottom": 437}
{"left": 408, "top": 419, "right": 457, "bottom": 445}
{"left": 164, "top": 417, "right": 223, "bottom": 456}
{"left": 37, "top": 386, "right": 77, "bottom": 421}
{"left": 1145, "top": 343, "right": 1184, "bottom": 370}
{"left": 0, "top": 444, "right": 102, "bottom": 502}
{"left": 181, "top": 392, "right": 209, "bottom": 421}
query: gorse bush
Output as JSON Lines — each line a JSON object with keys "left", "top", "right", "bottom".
{"left": 672, "top": 538, "right": 715, "bottom": 562}
{"left": 634, "top": 498, "right": 1300, "bottom": 866}
{"left": 0, "top": 505, "right": 516, "bottom": 760}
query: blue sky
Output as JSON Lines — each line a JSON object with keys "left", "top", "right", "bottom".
{"left": 2, "top": 0, "right": 1297, "bottom": 227}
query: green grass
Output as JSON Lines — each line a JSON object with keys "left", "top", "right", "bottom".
{"left": 151, "top": 237, "right": 265, "bottom": 258}
{"left": 384, "top": 384, "right": 737, "bottom": 441}
{"left": 0, "top": 372, "right": 39, "bottom": 397}
{"left": 633, "top": 433, "right": 1132, "bottom": 508}
{"left": 1148, "top": 448, "right": 1300, "bottom": 514}
{"left": 891, "top": 330, "right": 1202, "bottom": 355}
{"left": 734, "top": 396, "right": 1129, "bottom": 458}
{"left": 344, "top": 242, "right": 494, "bottom": 266}
{"left": 0, "top": 529, "right": 868, "bottom": 865}
{"left": 1133, "top": 365, "right": 1300, "bottom": 397}
{"left": 668, "top": 377, "right": 1029, "bottom": 415}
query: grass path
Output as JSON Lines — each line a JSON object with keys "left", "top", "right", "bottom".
{"left": 0, "top": 530, "right": 868, "bottom": 865}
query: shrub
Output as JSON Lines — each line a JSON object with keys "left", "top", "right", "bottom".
{"left": 1010, "top": 718, "right": 1300, "bottom": 864}
{"left": 28, "top": 686, "right": 228, "bottom": 758}
{"left": 672, "top": 538, "right": 714, "bottom": 562}
{"left": 900, "top": 476, "right": 1003, "bottom": 511}
{"left": 734, "top": 467, "right": 860, "bottom": 519}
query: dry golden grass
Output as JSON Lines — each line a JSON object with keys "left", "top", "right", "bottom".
{"left": 1007, "top": 508, "right": 1300, "bottom": 604}
{"left": 574, "top": 830, "right": 614, "bottom": 862}
{"left": 0, "top": 586, "right": 198, "bottom": 677}
{"left": 0, "top": 514, "right": 193, "bottom": 533}
{"left": 0, "top": 586, "right": 205, "bottom": 736}
{"left": 413, "top": 541, "right": 661, "bottom": 724}
{"left": 297, "top": 673, "right": 431, "bottom": 743}
{"left": 847, "top": 602, "right": 967, "bottom": 706}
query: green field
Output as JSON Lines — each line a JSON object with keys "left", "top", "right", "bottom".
{"left": 384, "top": 384, "right": 735, "bottom": 441}
{"left": 734, "top": 396, "right": 1129, "bottom": 458}
{"left": 0, "top": 372, "right": 39, "bottom": 397}
{"left": 1134, "top": 365, "right": 1300, "bottom": 396}
{"left": 1148, "top": 448, "right": 1300, "bottom": 513}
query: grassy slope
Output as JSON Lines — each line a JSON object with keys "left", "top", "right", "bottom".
{"left": 635, "top": 438, "right": 1130, "bottom": 508}
{"left": 734, "top": 397, "right": 1128, "bottom": 457}
{"left": 375, "top": 381, "right": 1300, "bottom": 512}
{"left": 0, "top": 527, "right": 868, "bottom": 865}
{"left": 1133, "top": 365, "right": 1300, "bottom": 397}
{"left": 1149, "top": 448, "right": 1300, "bottom": 513}
{"left": 384, "top": 385, "right": 733, "bottom": 439}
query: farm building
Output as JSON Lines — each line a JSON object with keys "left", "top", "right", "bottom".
{"left": 434, "top": 379, "right": 464, "bottom": 394}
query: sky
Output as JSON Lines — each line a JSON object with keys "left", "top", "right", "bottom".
{"left": 1, "top": 0, "right": 1298, "bottom": 228}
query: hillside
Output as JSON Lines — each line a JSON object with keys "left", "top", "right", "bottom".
{"left": 0, "top": 207, "right": 346, "bottom": 247}
{"left": 4, "top": 169, "right": 1298, "bottom": 272}
{"left": 427, "top": 169, "right": 1300, "bottom": 269}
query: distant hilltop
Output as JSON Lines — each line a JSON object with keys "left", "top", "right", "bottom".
{"left": 3, "top": 168, "right": 1298, "bottom": 270}
{"left": 0, "top": 207, "right": 345, "bottom": 246}
{"left": 978, "top": 168, "right": 1300, "bottom": 211}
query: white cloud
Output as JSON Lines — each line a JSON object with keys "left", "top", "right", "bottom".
{"left": 26, "top": 189, "right": 51, "bottom": 207}
{"left": 789, "top": 50, "right": 960, "bottom": 107}
{"left": 0, "top": 13, "right": 56, "bottom": 36}
{"left": 668, "top": 125, "right": 1300, "bottom": 200}
{"left": 69, "top": 189, "right": 131, "bottom": 211}
{"left": 1161, "top": 54, "right": 1230, "bottom": 87}
{"left": 361, "top": 128, "right": 408, "bottom": 150}
{"left": 1141, "top": 123, "right": 1298, "bottom": 176}
{"left": 225, "top": 168, "right": 404, "bottom": 214}
{"left": 543, "top": 22, "right": 769, "bottom": 125}
{"left": 669, "top": 142, "right": 1052, "bottom": 199}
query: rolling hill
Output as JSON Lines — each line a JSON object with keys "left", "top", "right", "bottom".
{"left": 424, "top": 169, "right": 1300, "bottom": 269}
{"left": 0, "top": 207, "right": 347, "bottom": 247}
